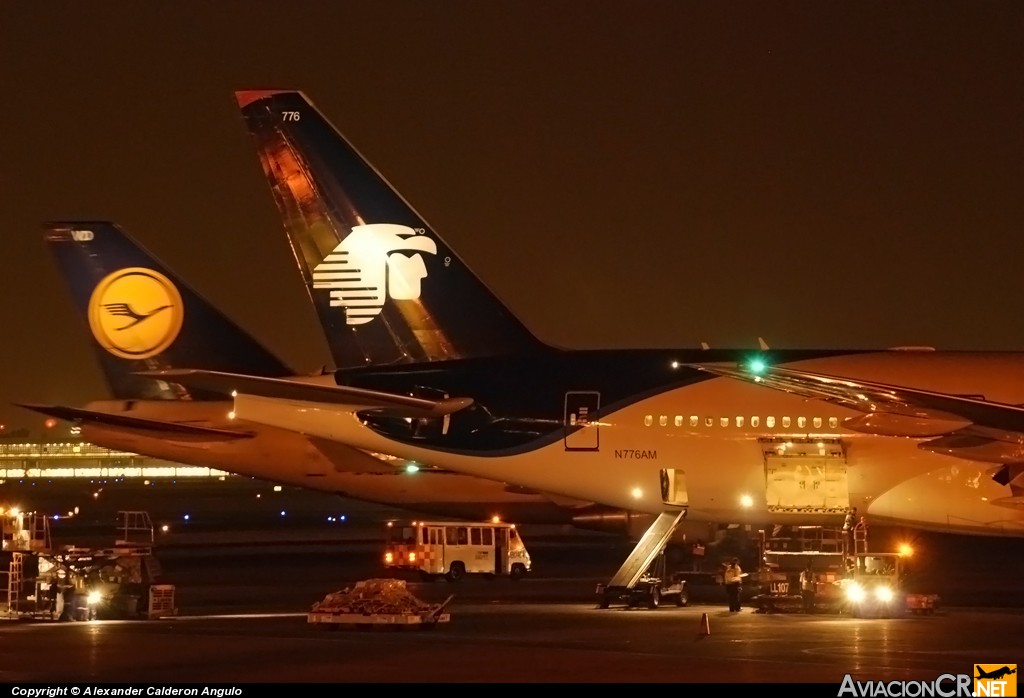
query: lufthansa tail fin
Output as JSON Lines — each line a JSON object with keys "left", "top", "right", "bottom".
{"left": 44, "top": 221, "right": 294, "bottom": 400}
{"left": 234, "top": 90, "right": 550, "bottom": 369}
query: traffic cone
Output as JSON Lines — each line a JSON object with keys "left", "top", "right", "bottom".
{"left": 698, "top": 612, "right": 711, "bottom": 637}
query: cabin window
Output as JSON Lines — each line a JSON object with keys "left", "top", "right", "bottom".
{"left": 483, "top": 528, "right": 493, "bottom": 545}
{"left": 813, "top": 417, "right": 822, "bottom": 429}
{"left": 829, "top": 417, "right": 838, "bottom": 429}
{"left": 782, "top": 416, "right": 791, "bottom": 428}
{"left": 659, "top": 415, "right": 668, "bottom": 427}
{"left": 705, "top": 417, "right": 713, "bottom": 427}
{"left": 719, "top": 417, "right": 729, "bottom": 428}
{"left": 766, "top": 416, "right": 775, "bottom": 428}
{"left": 736, "top": 416, "right": 744, "bottom": 428}
{"left": 470, "top": 528, "right": 482, "bottom": 545}
{"left": 644, "top": 415, "right": 653, "bottom": 427}
{"left": 751, "top": 416, "right": 760, "bottom": 428}
{"left": 689, "top": 415, "right": 698, "bottom": 427}
{"left": 674, "top": 416, "right": 683, "bottom": 427}
{"left": 798, "top": 416, "right": 806, "bottom": 429}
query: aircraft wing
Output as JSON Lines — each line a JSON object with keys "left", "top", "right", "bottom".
{"left": 14, "top": 403, "right": 257, "bottom": 442}
{"left": 135, "top": 369, "right": 474, "bottom": 418}
{"left": 686, "top": 362, "right": 1024, "bottom": 488}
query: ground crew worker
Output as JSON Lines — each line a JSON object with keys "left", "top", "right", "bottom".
{"left": 800, "top": 562, "right": 816, "bottom": 613}
{"left": 692, "top": 540, "right": 706, "bottom": 571}
{"left": 724, "top": 558, "right": 743, "bottom": 612}
{"left": 843, "top": 507, "right": 857, "bottom": 553}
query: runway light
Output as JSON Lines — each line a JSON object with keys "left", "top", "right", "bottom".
{"left": 256, "top": 494, "right": 261, "bottom": 499}
{"left": 273, "top": 485, "right": 282, "bottom": 492}
{"left": 340, "top": 515, "right": 346, "bottom": 522}
{"left": 280, "top": 510, "right": 286, "bottom": 517}
{"left": 740, "top": 494, "right": 753, "bottom": 508}
{"left": 898, "top": 544, "right": 914, "bottom": 557}
{"left": 631, "top": 487, "right": 642, "bottom": 499}
{"left": 183, "top": 514, "right": 190, "bottom": 521}
{"left": 671, "top": 361, "right": 679, "bottom": 369}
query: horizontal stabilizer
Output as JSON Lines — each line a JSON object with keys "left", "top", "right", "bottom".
{"left": 13, "top": 403, "right": 256, "bottom": 442}
{"left": 134, "top": 370, "right": 474, "bottom": 418}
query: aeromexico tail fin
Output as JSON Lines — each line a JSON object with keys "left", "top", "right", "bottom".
{"left": 234, "top": 89, "right": 550, "bottom": 369}
{"left": 44, "top": 222, "right": 294, "bottom": 400}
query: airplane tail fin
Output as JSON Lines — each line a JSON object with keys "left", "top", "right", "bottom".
{"left": 234, "top": 90, "right": 550, "bottom": 369}
{"left": 44, "top": 221, "right": 294, "bottom": 400}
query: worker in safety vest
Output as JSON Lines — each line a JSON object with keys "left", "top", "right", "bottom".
{"left": 799, "top": 562, "right": 817, "bottom": 614}
{"left": 723, "top": 558, "right": 743, "bottom": 612}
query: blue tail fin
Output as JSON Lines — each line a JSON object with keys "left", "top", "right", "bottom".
{"left": 235, "top": 90, "right": 550, "bottom": 369}
{"left": 44, "top": 221, "right": 294, "bottom": 400}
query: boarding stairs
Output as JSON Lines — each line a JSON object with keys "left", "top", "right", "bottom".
{"left": 596, "top": 508, "right": 687, "bottom": 608}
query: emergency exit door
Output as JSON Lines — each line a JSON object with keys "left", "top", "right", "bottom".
{"left": 564, "top": 391, "right": 600, "bottom": 451}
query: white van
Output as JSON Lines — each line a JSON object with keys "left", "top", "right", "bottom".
{"left": 383, "top": 520, "right": 532, "bottom": 582}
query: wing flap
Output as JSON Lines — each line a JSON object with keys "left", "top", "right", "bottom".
{"left": 687, "top": 362, "right": 1024, "bottom": 440}
{"left": 135, "top": 369, "right": 474, "bottom": 418}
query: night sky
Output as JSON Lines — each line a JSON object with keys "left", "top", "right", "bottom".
{"left": 2, "top": 2, "right": 1023, "bottom": 433}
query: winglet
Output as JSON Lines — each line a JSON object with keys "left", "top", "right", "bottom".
{"left": 758, "top": 337, "right": 770, "bottom": 350}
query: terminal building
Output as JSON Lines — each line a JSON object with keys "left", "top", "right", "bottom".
{"left": 0, "top": 439, "right": 404, "bottom": 547}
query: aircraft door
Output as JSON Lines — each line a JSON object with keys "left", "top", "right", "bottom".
{"left": 495, "top": 527, "right": 508, "bottom": 574}
{"left": 564, "top": 391, "right": 600, "bottom": 451}
{"left": 660, "top": 469, "right": 688, "bottom": 507}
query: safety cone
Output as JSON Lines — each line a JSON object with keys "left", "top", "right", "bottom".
{"left": 698, "top": 612, "right": 711, "bottom": 637}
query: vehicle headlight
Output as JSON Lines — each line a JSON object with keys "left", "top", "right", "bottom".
{"left": 87, "top": 591, "right": 102, "bottom": 605}
{"left": 384, "top": 552, "right": 393, "bottom": 564}
{"left": 875, "top": 586, "right": 894, "bottom": 603}
{"left": 846, "top": 583, "right": 865, "bottom": 603}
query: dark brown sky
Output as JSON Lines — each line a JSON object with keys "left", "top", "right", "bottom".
{"left": 2, "top": 1, "right": 1023, "bottom": 432}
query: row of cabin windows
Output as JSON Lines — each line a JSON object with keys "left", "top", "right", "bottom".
{"left": 643, "top": 415, "right": 840, "bottom": 430}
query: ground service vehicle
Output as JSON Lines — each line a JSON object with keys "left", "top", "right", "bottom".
{"left": 383, "top": 520, "right": 531, "bottom": 582}
{"left": 753, "top": 526, "right": 934, "bottom": 616}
